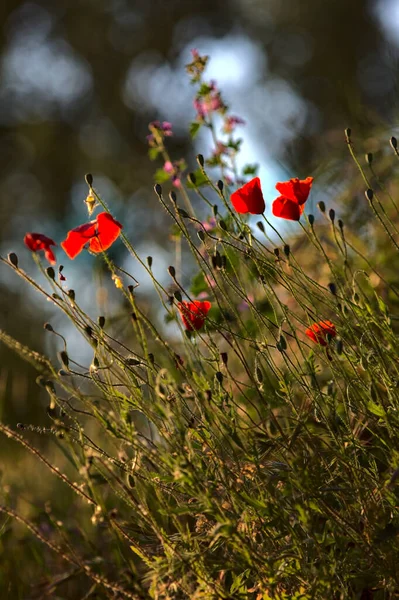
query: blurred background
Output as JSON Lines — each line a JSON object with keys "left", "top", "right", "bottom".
{"left": 0, "top": 0, "right": 399, "bottom": 591}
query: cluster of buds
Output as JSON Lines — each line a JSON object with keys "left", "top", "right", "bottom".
{"left": 193, "top": 80, "right": 227, "bottom": 122}
{"left": 163, "top": 159, "right": 186, "bottom": 188}
{"left": 185, "top": 49, "right": 209, "bottom": 83}
{"left": 146, "top": 121, "right": 173, "bottom": 148}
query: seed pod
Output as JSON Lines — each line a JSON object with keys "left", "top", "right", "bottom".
{"left": 283, "top": 244, "right": 290, "bottom": 258}
{"left": 345, "top": 128, "right": 351, "bottom": 140}
{"left": 168, "top": 266, "right": 176, "bottom": 278}
{"left": 365, "top": 152, "right": 373, "bottom": 165}
{"left": 390, "top": 136, "right": 397, "bottom": 150}
{"left": 329, "top": 208, "right": 335, "bottom": 223}
{"left": 147, "top": 256, "right": 153, "bottom": 268}
{"left": 318, "top": 201, "right": 326, "bottom": 213}
{"left": 257, "top": 221, "right": 265, "bottom": 232}
{"left": 336, "top": 338, "right": 343, "bottom": 355}
{"left": 46, "top": 267, "right": 55, "bottom": 280}
{"left": 219, "top": 219, "right": 227, "bottom": 231}
{"left": 213, "top": 204, "right": 218, "bottom": 216}
{"left": 59, "top": 350, "right": 69, "bottom": 368}
{"left": 197, "top": 230, "right": 205, "bottom": 242}
{"left": 174, "top": 290, "right": 182, "bottom": 303}
{"left": 217, "top": 180, "right": 224, "bottom": 192}
{"left": 338, "top": 219, "right": 344, "bottom": 231}
{"left": 85, "top": 173, "right": 93, "bottom": 186}
{"left": 274, "top": 248, "right": 280, "bottom": 258}
{"left": 328, "top": 282, "right": 337, "bottom": 295}
{"left": 98, "top": 316, "right": 105, "bottom": 328}
{"left": 154, "top": 183, "right": 162, "bottom": 196}
{"left": 169, "top": 191, "right": 177, "bottom": 204}
{"left": 215, "top": 371, "right": 223, "bottom": 384}
{"left": 178, "top": 208, "right": 189, "bottom": 218}
{"left": 255, "top": 367, "right": 263, "bottom": 383}
{"left": 44, "top": 323, "right": 53, "bottom": 332}
{"left": 148, "top": 353, "right": 155, "bottom": 365}
{"left": 197, "top": 154, "right": 204, "bottom": 167}
{"left": 220, "top": 352, "right": 228, "bottom": 365}
{"left": 308, "top": 214, "right": 315, "bottom": 226}
{"left": 188, "top": 172, "right": 196, "bottom": 185}
{"left": 278, "top": 335, "right": 287, "bottom": 350}
{"left": 365, "top": 189, "right": 373, "bottom": 201}
{"left": 8, "top": 252, "right": 18, "bottom": 267}
{"left": 126, "top": 358, "right": 141, "bottom": 366}
{"left": 85, "top": 325, "right": 93, "bottom": 338}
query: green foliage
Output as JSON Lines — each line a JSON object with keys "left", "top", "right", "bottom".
{"left": 2, "top": 52, "right": 399, "bottom": 600}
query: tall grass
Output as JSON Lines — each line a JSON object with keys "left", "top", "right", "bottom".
{"left": 1, "top": 52, "right": 399, "bottom": 599}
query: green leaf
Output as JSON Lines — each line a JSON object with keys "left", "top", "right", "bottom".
{"left": 154, "top": 168, "right": 171, "bottom": 184}
{"left": 242, "top": 163, "right": 259, "bottom": 176}
{"left": 189, "top": 121, "right": 201, "bottom": 139}
{"left": 148, "top": 147, "right": 161, "bottom": 161}
{"left": 190, "top": 271, "right": 208, "bottom": 296}
{"left": 367, "top": 401, "right": 386, "bottom": 418}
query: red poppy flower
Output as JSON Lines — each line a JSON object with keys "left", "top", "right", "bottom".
{"left": 24, "top": 233, "right": 56, "bottom": 265}
{"left": 178, "top": 300, "right": 211, "bottom": 331}
{"left": 272, "top": 177, "right": 313, "bottom": 221}
{"left": 305, "top": 320, "right": 336, "bottom": 347}
{"left": 231, "top": 177, "right": 265, "bottom": 215}
{"left": 61, "top": 212, "right": 122, "bottom": 259}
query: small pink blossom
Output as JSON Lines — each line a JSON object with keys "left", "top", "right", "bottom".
{"left": 163, "top": 161, "right": 174, "bottom": 173}
{"left": 238, "top": 294, "right": 254, "bottom": 312}
{"left": 202, "top": 217, "right": 217, "bottom": 232}
{"left": 223, "top": 116, "right": 246, "bottom": 134}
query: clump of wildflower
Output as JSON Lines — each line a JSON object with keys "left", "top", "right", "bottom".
{"left": 222, "top": 116, "right": 246, "bottom": 134}
{"left": 185, "top": 49, "right": 209, "bottom": 83}
{"left": 193, "top": 81, "right": 227, "bottom": 123}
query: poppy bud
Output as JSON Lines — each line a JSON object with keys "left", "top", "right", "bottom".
{"left": 154, "top": 183, "right": 162, "bottom": 196}
{"left": 148, "top": 353, "right": 155, "bottom": 365}
{"left": 255, "top": 367, "right": 263, "bottom": 383}
{"left": 345, "top": 128, "right": 351, "bottom": 141}
{"left": 85, "top": 325, "right": 93, "bottom": 338}
{"left": 128, "top": 285, "right": 134, "bottom": 294}
{"left": 174, "top": 290, "right": 182, "bottom": 303}
{"left": 85, "top": 173, "right": 93, "bottom": 187}
{"left": 213, "top": 204, "right": 218, "bottom": 216}
{"left": 188, "top": 172, "right": 196, "bottom": 185}
{"left": 17, "top": 423, "right": 25, "bottom": 429}
{"left": 390, "top": 136, "right": 397, "bottom": 150}
{"left": 212, "top": 251, "right": 222, "bottom": 269}
{"left": 59, "top": 350, "right": 69, "bottom": 368}
{"left": 46, "top": 267, "right": 55, "bottom": 280}
{"left": 328, "top": 209, "right": 335, "bottom": 223}
{"left": 169, "top": 191, "right": 177, "bottom": 204}
{"left": 215, "top": 371, "right": 223, "bottom": 384}
{"left": 338, "top": 219, "right": 344, "bottom": 231}
{"left": 365, "top": 189, "right": 373, "bottom": 202}
{"left": 217, "top": 180, "right": 224, "bottom": 192}
{"left": 8, "top": 252, "right": 18, "bottom": 267}
{"left": 52, "top": 293, "right": 61, "bottom": 300}
{"left": 219, "top": 219, "right": 227, "bottom": 231}
{"left": 283, "top": 244, "right": 290, "bottom": 257}
{"left": 147, "top": 256, "right": 153, "bottom": 268}
{"left": 278, "top": 335, "right": 287, "bottom": 350}
{"left": 178, "top": 208, "right": 189, "bottom": 218}
{"left": 205, "top": 389, "right": 212, "bottom": 402}
{"left": 365, "top": 152, "right": 373, "bottom": 165}
{"left": 257, "top": 221, "right": 265, "bottom": 232}
{"left": 328, "top": 282, "right": 337, "bottom": 295}
{"left": 318, "top": 201, "right": 326, "bottom": 213}
{"left": 220, "top": 352, "right": 228, "bottom": 365}
{"left": 131, "top": 311, "right": 138, "bottom": 321}
{"left": 126, "top": 357, "right": 141, "bottom": 366}
{"left": 68, "top": 289, "right": 75, "bottom": 301}
{"left": 98, "top": 316, "right": 105, "bottom": 328}
{"left": 168, "top": 265, "right": 176, "bottom": 278}
{"left": 308, "top": 214, "right": 315, "bottom": 226}
{"left": 197, "top": 230, "right": 205, "bottom": 242}
{"left": 274, "top": 248, "right": 280, "bottom": 258}
{"left": 197, "top": 154, "right": 204, "bottom": 167}
{"left": 44, "top": 323, "right": 53, "bottom": 332}
{"left": 336, "top": 338, "right": 343, "bottom": 355}
{"left": 92, "top": 357, "right": 100, "bottom": 368}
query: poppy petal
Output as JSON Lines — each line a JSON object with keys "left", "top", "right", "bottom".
{"left": 275, "top": 177, "right": 313, "bottom": 205}
{"left": 24, "top": 233, "right": 57, "bottom": 264}
{"left": 272, "top": 196, "right": 301, "bottom": 221}
{"left": 231, "top": 177, "right": 265, "bottom": 215}
{"left": 89, "top": 213, "right": 123, "bottom": 254}
{"left": 61, "top": 222, "right": 97, "bottom": 259}
{"left": 178, "top": 300, "right": 211, "bottom": 331}
{"left": 305, "top": 320, "right": 336, "bottom": 346}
